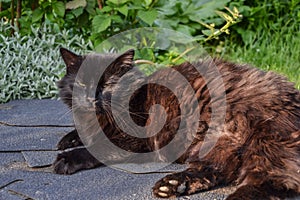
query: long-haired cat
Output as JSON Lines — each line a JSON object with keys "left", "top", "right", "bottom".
{"left": 53, "top": 48, "right": 300, "bottom": 200}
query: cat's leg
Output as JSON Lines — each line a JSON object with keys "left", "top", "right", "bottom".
{"left": 53, "top": 147, "right": 102, "bottom": 174}
{"left": 57, "top": 129, "right": 83, "bottom": 150}
{"left": 153, "top": 136, "right": 243, "bottom": 198}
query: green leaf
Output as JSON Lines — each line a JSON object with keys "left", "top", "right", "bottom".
{"left": 92, "top": 15, "right": 111, "bottom": 33}
{"left": 202, "top": 29, "right": 213, "bottom": 36}
{"left": 154, "top": 18, "right": 179, "bottom": 29}
{"left": 137, "top": 10, "right": 158, "bottom": 26}
{"left": 101, "top": 6, "right": 112, "bottom": 13}
{"left": 176, "top": 24, "right": 195, "bottom": 35}
{"left": 189, "top": 0, "right": 230, "bottom": 22}
{"left": 0, "top": 10, "right": 10, "bottom": 18}
{"left": 139, "top": 48, "right": 155, "bottom": 61}
{"left": 107, "top": 0, "right": 131, "bottom": 5}
{"left": 156, "top": 0, "right": 178, "bottom": 15}
{"left": 71, "top": 7, "right": 84, "bottom": 18}
{"left": 144, "top": 0, "right": 153, "bottom": 7}
{"left": 45, "top": 12, "right": 55, "bottom": 21}
{"left": 111, "top": 15, "right": 123, "bottom": 23}
{"left": 42, "top": 2, "right": 51, "bottom": 9}
{"left": 86, "top": 0, "right": 96, "bottom": 15}
{"left": 66, "top": 13, "right": 75, "bottom": 20}
{"left": 53, "top": 2, "right": 65, "bottom": 17}
{"left": 78, "top": 12, "right": 90, "bottom": 26}
{"left": 116, "top": 5, "right": 128, "bottom": 16}
{"left": 32, "top": 8, "right": 44, "bottom": 23}
{"left": 66, "top": 0, "right": 87, "bottom": 10}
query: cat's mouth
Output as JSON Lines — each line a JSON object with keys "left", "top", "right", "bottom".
{"left": 74, "top": 106, "right": 96, "bottom": 114}
{"left": 75, "top": 99, "right": 108, "bottom": 116}
{"left": 86, "top": 106, "right": 97, "bottom": 112}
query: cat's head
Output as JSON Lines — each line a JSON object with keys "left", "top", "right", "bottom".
{"left": 57, "top": 48, "right": 135, "bottom": 115}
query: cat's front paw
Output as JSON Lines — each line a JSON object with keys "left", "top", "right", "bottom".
{"left": 53, "top": 148, "right": 101, "bottom": 175}
{"left": 53, "top": 151, "right": 82, "bottom": 174}
{"left": 153, "top": 170, "right": 216, "bottom": 198}
{"left": 57, "top": 129, "right": 83, "bottom": 150}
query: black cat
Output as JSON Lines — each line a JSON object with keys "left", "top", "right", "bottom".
{"left": 53, "top": 48, "right": 300, "bottom": 200}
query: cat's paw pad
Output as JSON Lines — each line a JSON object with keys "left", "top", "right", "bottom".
{"left": 153, "top": 175, "right": 187, "bottom": 198}
{"left": 153, "top": 171, "right": 215, "bottom": 198}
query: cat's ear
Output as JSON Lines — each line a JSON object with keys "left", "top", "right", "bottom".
{"left": 107, "top": 49, "right": 135, "bottom": 77}
{"left": 115, "top": 49, "right": 135, "bottom": 66}
{"left": 60, "top": 48, "right": 82, "bottom": 74}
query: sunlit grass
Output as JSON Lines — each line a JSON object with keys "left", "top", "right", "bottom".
{"left": 221, "top": 24, "right": 300, "bottom": 89}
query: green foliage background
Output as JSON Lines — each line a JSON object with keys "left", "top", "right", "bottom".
{"left": 0, "top": 0, "right": 299, "bottom": 103}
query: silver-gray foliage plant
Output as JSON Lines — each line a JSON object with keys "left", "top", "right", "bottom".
{"left": 0, "top": 21, "right": 93, "bottom": 103}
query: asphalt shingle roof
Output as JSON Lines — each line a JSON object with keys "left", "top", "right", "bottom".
{"left": 0, "top": 99, "right": 238, "bottom": 199}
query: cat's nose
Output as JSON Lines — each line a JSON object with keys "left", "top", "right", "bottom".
{"left": 85, "top": 97, "right": 96, "bottom": 107}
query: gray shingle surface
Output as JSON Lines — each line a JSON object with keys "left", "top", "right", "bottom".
{"left": 0, "top": 99, "right": 238, "bottom": 200}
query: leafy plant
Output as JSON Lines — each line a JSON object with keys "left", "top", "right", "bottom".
{"left": 0, "top": 0, "right": 242, "bottom": 103}
{"left": 0, "top": 22, "right": 92, "bottom": 103}
{"left": 0, "top": 0, "right": 239, "bottom": 47}
{"left": 0, "top": 2, "right": 241, "bottom": 103}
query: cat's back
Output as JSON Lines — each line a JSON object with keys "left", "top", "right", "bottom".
{"left": 214, "top": 59, "right": 300, "bottom": 132}
{"left": 157, "top": 58, "right": 300, "bottom": 132}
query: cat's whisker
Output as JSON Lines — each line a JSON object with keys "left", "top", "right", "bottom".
{"left": 109, "top": 101, "right": 148, "bottom": 119}
{"left": 76, "top": 115, "right": 101, "bottom": 136}
{"left": 101, "top": 103, "right": 141, "bottom": 136}
{"left": 58, "top": 108, "right": 74, "bottom": 120}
